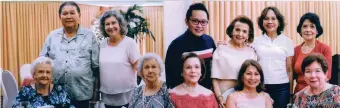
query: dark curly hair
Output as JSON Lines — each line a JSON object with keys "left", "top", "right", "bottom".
{"left": 258, "top": 7, "right": 285, "bottom": 35}
{"left": 296, "top": 12, "right": 323, "bottom": 38}
{"left": 226, "top": 15, "right": 255, "bottom": 43}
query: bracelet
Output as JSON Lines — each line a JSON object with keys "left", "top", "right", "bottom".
{"left": 217, "top": 95, "right": 223, "bottom": 99}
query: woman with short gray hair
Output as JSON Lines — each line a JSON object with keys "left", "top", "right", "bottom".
{"left": 13, "top": 56, "right": 74, "bottom": 108}
{"left": 99, "top": 10, "right": 140, "bottom": 108}
{"left": 129, "top": 53, "right": 173, "bottom": 108}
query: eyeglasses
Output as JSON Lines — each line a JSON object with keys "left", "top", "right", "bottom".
{"left": 189, "top": 19, "right": 209, "bottom": 26}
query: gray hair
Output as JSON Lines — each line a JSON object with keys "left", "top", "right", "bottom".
{"left": 137, "top": 53, "right": 165, "bottom": 77}
{"left": 31, "top": 56, "right": 54, "bottom": 75}
{"left": 100, "top": 10, "right": 128, "bottom": 37}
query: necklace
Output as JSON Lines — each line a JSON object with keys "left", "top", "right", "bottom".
{"left": 182, "top": 83, "right": 197, "bottom": 93}
{"left": 302, "top": 44, "right": 315, "bottom": 54}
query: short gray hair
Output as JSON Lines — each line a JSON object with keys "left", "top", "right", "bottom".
{"left": 31, "top": 56, "right": 54, "bottom": 75}
{"left": 100, "top": 10, "right": 128, "bottom": 37}
{"left": 137, "top": 53, "right": 164, "bottom": 77}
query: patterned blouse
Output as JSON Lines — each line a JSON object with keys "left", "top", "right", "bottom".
{"left": 129, "top": 82, "right": 174, "bottom": 108}
{"left": 293, "top": 85, "right": 340, "bottom": 108}
{"left": 12, "top": 84, "right": 74, "bottom": 108}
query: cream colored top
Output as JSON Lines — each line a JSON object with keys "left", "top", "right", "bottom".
{"left": 211, "top": 43, "right": 257, "bottom": 79}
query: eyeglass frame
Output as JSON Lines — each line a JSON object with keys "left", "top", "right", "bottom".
{"left": 188, "top": 18, "right": 209, "bottom": 26}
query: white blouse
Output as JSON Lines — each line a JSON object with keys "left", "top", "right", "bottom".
{"left": 252, "top": 34, "right": 294, "bottom": 84}
{"left": 211, "top": 43, "right": 257, "bottom": 79}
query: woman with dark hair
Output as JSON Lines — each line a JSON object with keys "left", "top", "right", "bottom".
{"left": 226, "top": 60, "right": 273, "bottom": 108}
{"left": 99, "top": 10, "right": 140, "bottom": 108}
{"left": 40, "top": 1, "right": 99, "bottom": 107}
{"left": 252, "top": 6, "right": 294, "bottom": 108}
{"left": 293, "top": 12, "right": 332, "bottom": 94}
{"left": 293, "top": 53, "right": 340, "bottom": 107}
{"left": 169, "top": 53, "right": 218, "bottom": 108}
{"left": 211, "top": 15, "right": 257, "bottom": 106}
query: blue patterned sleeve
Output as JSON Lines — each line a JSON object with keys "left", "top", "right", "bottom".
{"left": 12, "top": 86, "right": 30, "bottom": 108}
{"left": 56, "top": 85, "right": 74, "bottom": 108}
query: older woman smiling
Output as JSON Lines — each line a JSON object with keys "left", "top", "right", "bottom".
{"left": 293, "top": 54, "right": 340, "bottom": 107}
{"left": 13, "top": 56, "right": 74, "bottom": 108}
{"left": 129, "top": 53, "right": 173, "bottom": 108}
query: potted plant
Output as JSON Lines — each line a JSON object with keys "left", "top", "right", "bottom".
{"left": 120, "top": 4, "right": 155, "bottom": 42}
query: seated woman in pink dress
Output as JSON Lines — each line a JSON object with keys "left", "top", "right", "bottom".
{"left": 226, "top": 60, "right": 273, "bottom": 108}
{"left": 169, "top": 53, "right": 218, "bottom": 108}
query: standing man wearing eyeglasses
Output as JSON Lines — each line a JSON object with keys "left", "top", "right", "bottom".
{"left": 165, "top": 3, "right": 216, "bottom": 89}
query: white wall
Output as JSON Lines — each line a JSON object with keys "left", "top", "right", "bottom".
{"left": 163, "top": 0, "right": 193, "bottom": 57}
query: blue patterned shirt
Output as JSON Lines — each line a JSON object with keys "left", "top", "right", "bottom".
{"left": 40, "top": 26, "right": 99, "bottom": 100}
{"left": 129, "top": 82, "right": 174, "bottom": 108}
{"left": 13, "top": 84, "right": 75, "bottom": 108}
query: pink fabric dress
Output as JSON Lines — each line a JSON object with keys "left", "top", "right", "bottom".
{"left": 169, "top": 92, "right": 218, "bottom": 108}
{"left": 234, "top": 92, "right": 271, "bottom": 108}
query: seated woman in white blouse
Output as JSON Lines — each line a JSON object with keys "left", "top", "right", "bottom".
{"left": 226, "top": 60, "right": 273, "bottom": 108}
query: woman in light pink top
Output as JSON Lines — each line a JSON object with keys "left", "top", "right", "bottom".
{"left": 226, "top": 60, "right": 273, "bottom": 108}
{"left": 212, "top": 16, "right": 257, "bottom": 106}
{"left": 169, "top": 53, "right": 218, "bottom": 108}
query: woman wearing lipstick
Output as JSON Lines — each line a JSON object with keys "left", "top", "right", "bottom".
{"left": 169, "top": 53, "right": 218, "bottom": 108}
{"left": 99, "top": 10, "right": 140, "bottom": 108}
{"left": 211, "top": 16, "right": 257, "bottom": 106}
{"left": 252, "top": 7, "right": 294, "bottom": 108}
{"left": 226, "top": 60, "right": 273, "bottom": 108}
{"left": 293, "top": 54, "right": 339, "bottom": 107}
{"left": 292, "top": 12, "right": 332, "bottom": 94}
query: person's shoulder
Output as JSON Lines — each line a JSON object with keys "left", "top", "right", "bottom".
{"left": 227, "top": 91, "right": 239, "bottom": 99}
{"left": 316, "top": 40, "right": 330, "bottom": 49}
{"left": 79, "top": 26, "right": 95, "bottom": 35}
{"left": 123, "top": 36, "right": 135, "bottom": 42}
{"left": 202, "top": 34, "right": 214, "bottom": 41}
{"left": 199, "top": 85, "right": 214, "bottom": 95}
{"left": 47, "top": 27, "right": 63, "bottom": 37}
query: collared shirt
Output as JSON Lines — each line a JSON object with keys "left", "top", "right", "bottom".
{"left": 252, "top": 33, "right": 294, "bottom": 84}
{"left": 40, "top": 26, "right": 99, "bottom": 100}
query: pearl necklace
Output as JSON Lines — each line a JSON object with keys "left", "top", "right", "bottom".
{"left": 182, "top": 83, "right": 198, "bottom": 93}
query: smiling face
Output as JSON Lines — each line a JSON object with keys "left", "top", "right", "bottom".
{"left": 33, "top": 64, "right": 53, "bottom": 85}
{"left": 186, "top": 10, "right": 208, "bottom": 37}
{"left": 263, "top": 9, "right": 279, "bottom": 34}
{"left": 301, "top": 19, "right": 318, "bottom": 41}
{"left": 104, "top": 16, "right": 121, "bottom": 38}
{"left": 142, "top": 59, "right": 161, "bottom": 83}
{"left": 60, "top": 5, "right": 80, "bottom": 29}
{"left": 242, "top": 65, "right": 261, "bottom": 89}
{"left": 304, "top": 61, "right": 327, "bottom": 89}
{"left": 182, "top": 57, "right": 202, "bottom": 84}
{"left": 231, "top": 21, "right": 250, "bottom": 44}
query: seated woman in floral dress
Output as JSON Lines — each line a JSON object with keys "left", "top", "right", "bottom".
{"left": 129, "top": 53, "right": 173, "bottom": 108}
{"left": 13, "top": 56, "right": 74, "bottom": 108}
{"left": 293, "top": 53, "right": 340, "bottom": 107}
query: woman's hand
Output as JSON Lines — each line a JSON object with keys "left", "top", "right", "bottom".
{"left": 217, "top": 96, "right": 225, "bottom": 108}
{"left": 217, "top": 40, "right": 227, "bottom": 47}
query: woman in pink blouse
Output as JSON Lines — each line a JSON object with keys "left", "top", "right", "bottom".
{"left": 226, "top": 60, "right": 273, "bottom": 108}
{"left": 169, "top": 53, "right": 218, "bottom": 108}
